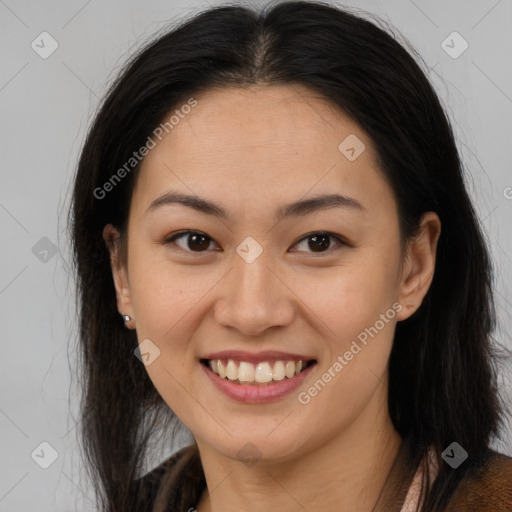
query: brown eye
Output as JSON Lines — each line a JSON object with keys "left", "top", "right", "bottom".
{"left": 165, "top": 231, "right": 217, "bottom": 252}
{"left": 292, "top": 232, "right": 345, "bottom": 254}
{"left": 165, "top": 230, "right": 346, "bottom": 255}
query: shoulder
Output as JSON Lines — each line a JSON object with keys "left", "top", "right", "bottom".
{"left": 135, "top": 444, "right": 205, "bottom": 512}
{"left": 446, "top": 450, "right": 512, "bottom": 511}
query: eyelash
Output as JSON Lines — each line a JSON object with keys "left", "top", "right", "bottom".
{"left": 164, "top": 230, "right": 347, "bottom": 255}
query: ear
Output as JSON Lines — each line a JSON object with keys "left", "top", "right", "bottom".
{"left": 396, "top": 212, "right": 441, "bottom": 321}
{"left": 103, "top": 224, "right": 135, "bottom": 328}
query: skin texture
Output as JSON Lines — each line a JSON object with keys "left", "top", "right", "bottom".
{"left": 104, "top": 84, "right": 441, "bottom": 512}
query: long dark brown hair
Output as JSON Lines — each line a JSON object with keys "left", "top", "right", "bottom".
{"left": 68, "top": 1, "right": 509, "bottom": 510}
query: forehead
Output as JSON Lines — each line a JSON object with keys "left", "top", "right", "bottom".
{"left": 132, "top": 84, "right": 394, "bottom": 218}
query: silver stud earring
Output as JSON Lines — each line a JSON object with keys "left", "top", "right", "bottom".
{"left": 121, "top": 313, "right": 131, "bottom": 322}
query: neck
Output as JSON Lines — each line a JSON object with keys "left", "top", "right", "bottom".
{"left": 195, "top": 382, "right": 403, "bottom": 512}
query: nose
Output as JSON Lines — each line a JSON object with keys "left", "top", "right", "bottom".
{"left": 213, "top": 251, "right": 295, "bottom": 337}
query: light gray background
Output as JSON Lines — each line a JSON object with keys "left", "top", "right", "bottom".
{"left": 0, "top": 0, "right": 511, "bottom": 510}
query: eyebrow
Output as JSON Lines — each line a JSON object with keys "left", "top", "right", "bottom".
{"left": 145, "top": 190, "right": 366, "bottom": 220}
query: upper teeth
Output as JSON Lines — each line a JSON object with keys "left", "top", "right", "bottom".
{"left": 209, "top": 359, "right": 306, "bottom": 383}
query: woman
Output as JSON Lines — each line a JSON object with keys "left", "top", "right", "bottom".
{"left": 69, "top": 1, "right": 512, "bottom": 511}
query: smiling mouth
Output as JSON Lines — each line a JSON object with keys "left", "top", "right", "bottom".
{"left": 200, "top": 358, "right": 317, "bottom": 385}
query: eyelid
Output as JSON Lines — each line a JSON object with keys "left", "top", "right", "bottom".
{"left": 290, "top": 231, "right": 347, "bottom": 253}
{"left": 164, "top": 230, "right": 219, "bottom": 253}
{"left": 164, "top": 230, "right": 348, "bottom": 254}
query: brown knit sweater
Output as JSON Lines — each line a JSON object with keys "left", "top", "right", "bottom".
{"left": 135, "top": 444, "right": 512, "bottom": 511}
{"left": 445, "top": 451, "right": 512, "bottom": 511}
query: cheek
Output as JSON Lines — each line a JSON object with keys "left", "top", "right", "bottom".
{"left": 127, "top": 255, "right": 210, "bottom": 410}
{"left": 291, "top": 250, "right": 400, "bottom": 406}
{"left": 293, "top": 264, "right": 398, "bottom": 429}
{"left": 128, "top": 238, "right": 400, "bottom": 354}
{"left": 128, "top": 249, "right": 217, "bottom": 336}
{"left": 294, "top": 258, "right": 399, "bottom": 341}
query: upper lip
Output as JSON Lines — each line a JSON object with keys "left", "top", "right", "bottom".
{"left": 201, "top": 350, "right": 316, "bottom": 364}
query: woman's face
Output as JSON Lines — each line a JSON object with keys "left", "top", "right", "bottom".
{"left": 106, "top": 84, "right": 439, "bottom": 464}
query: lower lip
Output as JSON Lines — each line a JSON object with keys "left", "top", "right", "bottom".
{"left": 200, "top": 361, "right": 316, "bottom": 404}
